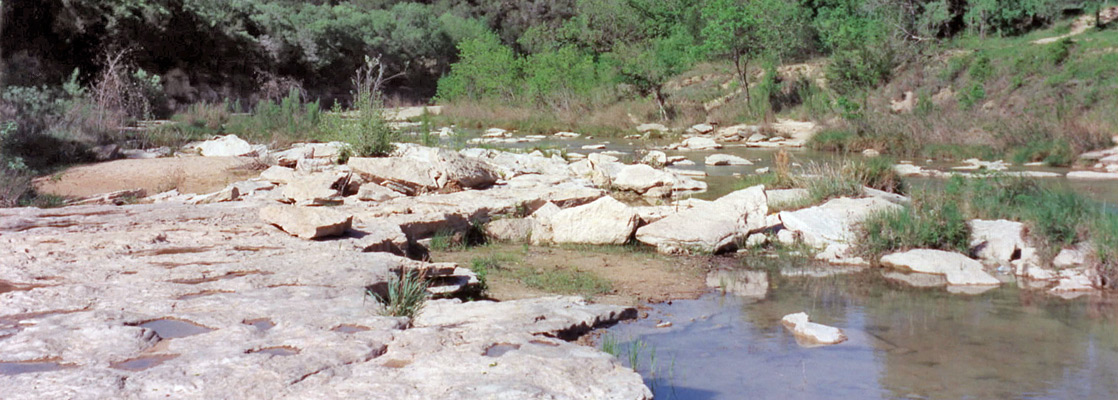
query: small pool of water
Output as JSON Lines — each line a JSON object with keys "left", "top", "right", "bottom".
{"left": 602, "top": 270, "right": 1118, "bottom": 399}
{"left": 0, "top": 360, "right": 70, "bottom": 375}
{"left": 137, "top": 318, "right": 213, "bottom": 339}
{"left": 110, "top": 354, "right": 178, "bottom": 371}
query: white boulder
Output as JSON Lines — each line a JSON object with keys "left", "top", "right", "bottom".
{"left": 880, "top": 249, "right": 1000, "bottom": 286}
{"left": 781, "top": 312, "right": 847, "bottom": 346}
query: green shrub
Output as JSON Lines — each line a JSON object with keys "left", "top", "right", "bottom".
{"left": 1048, "top": 38, "right": 1073, "bottom": 65}
{"left": 367, "top": 272, "right": 428, "bottom": 319}
{"left": 958, "top": 82, "right": 986, "bottom": 109}
{"left": 1094, "top": 212, "right": 1118, "bottom": 286}
{"left": 847, "top": 156, "right": 904, "bottom": 194}
{"left": 968, "top": 53, "right": 993, "bottom": 82}
{"left": 859, "top": 191, "right": 970, "bottom": 259}
{"left": 436, "top": 32, "right": 522, "bottom": 102}
{"left": 808, "top": 129, "right": 857, "bottom": 152}
{"left": 1010, "top": 139, "right": 1074, "bottom": 166}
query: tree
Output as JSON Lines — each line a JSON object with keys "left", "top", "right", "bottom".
{"left": 607, "top": 27, "right": 695, "bottom": 120}
{"left": 700, "top": 0, "right": 807, "bottom": 106}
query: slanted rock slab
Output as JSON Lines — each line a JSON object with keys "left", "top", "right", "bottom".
{"left": 260, "top": 205, "right": 353, "bottom": 239}
{"left": 636, "top": 185, "right": 767, "bottom": 254}
{"left": 880, "top": 249, "right": 1000, "bottom": 286}
{"left": 781, "top": 312, "right": 847, "bottom": 346}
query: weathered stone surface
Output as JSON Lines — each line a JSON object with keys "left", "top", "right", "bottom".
{"left": 191, "top": 135, "right": 256, "bottom": 157}
{"left": 880, "top": 249, "right": 1000, "bottom": 286}
{"left": 1067, "top": 171, "right": 1118, "bottom": 180}
{"left": 347, "top": 220, "right": 409, "bottom": 255}
{"left": 612, "top": 164, "right": 675, "bottom": 195}
{"left": 533, "top": 197, "right": 638, "bottom": 245}
{"left": 705, "top": 154, "right": 753, "bottom": 166}
{"left": 706, "top": 269, "right": 767, "bottom": 299}
{"left": 636, "top": 185, "right": 767, "bottom": 254}
{"left": 968, "top": 219, "right": 1029, "bottom": 265}
{"left": 281, "top": 173, "right": 345, "bottom": 205}
{"left": 689, "top": 123, "right": 715, "bottom": 134}
{"left": 677, "top": 137, "right": 721, "bottom": 151}
{"left": 641, "top": 150, "right": 667, "bottom": 166}
{"left": 273, "top": 142, "right": 347, "bottom": 167}
{"left": 1053, "top": 245, "right": 1090, "bottom": 268}
{"left": 260, "top": 205, "right": 353, "bottom": 239}
{"left": 781, "top": 312, "right": 847, "bottom": 347}
{"left": 356, "top": 182, "right": 404, "bottom": 202}
{"left": 778, "top": 197, "right": 899, "bottom": 264}
{"left": 259, "top": 165, "right": 299, "bottom": 185}
{"left": 349, "top": 145, "right": 498, "bottom": 194}
{"left": 359, "top": 184, "right": 603, "bottom": 238}
{"left": 188, "top": 185, "right": 240, "bottom": 205}
{"left": 0, "top": 204, "right": 648, "bottom": 399}
{"left": 486, "top": 218, "right": 534, "bottom": 243}
{"left": 636, "top": 123, "right": 668, "bottom": 133}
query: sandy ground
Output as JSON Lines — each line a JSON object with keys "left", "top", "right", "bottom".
{"left": 33, "top": 156, "right": 264, "bottom": 198}
{"left": 433, "top": 243, "right": 718, "bottom": 306}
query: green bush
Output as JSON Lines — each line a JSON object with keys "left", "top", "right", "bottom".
{"left": 1047, "top": 38, "right": 1073, "bottom": 65}
{"left": 435, "top": 32, "right": 522, "bottom": 102}
{"left": 968, "top": 53, "right": 993, "bottom": 82}
{"left": 808, "top": 129, "right": 857, "bottom": 152}
{"left": 1010, "top": 139, "right": 1074, "bottom": 166}
{"left": 859, "top": 191, "right": 970, "bottom": 259}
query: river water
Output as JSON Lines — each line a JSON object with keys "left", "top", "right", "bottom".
{"left": 603, "top": 270, "right": 1118, "bottom": 400}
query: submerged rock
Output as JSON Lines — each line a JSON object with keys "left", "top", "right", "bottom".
{"left": 781, "top": 312, "right": 847, "bottom": 347}
{"left": 706, "top": 269, "right": 768, "bottom": 299}
{"left": 704, "top": 154, "right": 753, "bottom": 166}
{"left": 880, "top": 249, "right": 1000, "bottom": 286}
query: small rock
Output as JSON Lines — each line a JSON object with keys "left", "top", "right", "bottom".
{"left": 781, "top": 312, "right": 847, "bottom": 346}
{"left": 862, "top": 149, "right": 880, "bottom": 157}
{"left": 704, "top": 154, "right": 753, "bottom": 166}
{"left": 655, "top": 321, "right": 673, "bottom": 328}
{"left": 636, "top": 123, "right": 669, "bottom": 133}
{"left": 260, "top": 205, "right": 353, "bottom": 239}
{"left": 690, "top": 123, "right": 715, "bottom": 134}
{"left": 642, "top": 151, "right": 667, "bottom": 166}
{"left": 192, "top": 135, "right": 256, "bottom": 157}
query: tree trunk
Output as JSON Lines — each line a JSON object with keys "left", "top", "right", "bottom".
{"left": 734, "top": 53, "right": 751, "bottom": 106}
{"left": 653, "top": 86, "right": 668, "bottom": 121}
{"left": 1098, "top": 2, "right": 1103, "bottom": 29}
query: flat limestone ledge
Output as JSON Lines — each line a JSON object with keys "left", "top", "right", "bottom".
{"left": 0, "top": 203, "right": 649, "bottom": 400}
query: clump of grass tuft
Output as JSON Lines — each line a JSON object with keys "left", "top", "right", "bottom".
{"left": 512, "top": 266, "right": 613, "bottom": 297}
{"left": 600, "top": 334, "right": 620, "bottom": 357}
{"left": 367, "top": 271, "right": 429, "bottom": 320}
{"left": 858, "top": 189, "right": 970, "bottom": 259}
{"left": 1094, "top": 212, "right": 1118, "bottom": 288}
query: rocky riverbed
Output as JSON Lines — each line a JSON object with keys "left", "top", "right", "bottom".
{"left": 4, "top": 130, "right": 1114, "bottom": 398}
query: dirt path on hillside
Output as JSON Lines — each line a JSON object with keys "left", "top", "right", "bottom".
{"left": 34, "top": 156, "right": 263, "bottom": 198}
{"left": 432, "top": 243, "right": 724, "bottom": 306}
{"left": 1033, "top": 7, "right": 1118, "bottom": 44}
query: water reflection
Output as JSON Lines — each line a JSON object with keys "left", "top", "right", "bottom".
{"left": 604, "top": 271, "right": 1118, "bottom": 399}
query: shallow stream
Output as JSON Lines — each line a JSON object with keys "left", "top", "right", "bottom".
{"left": 603, "top": 270, "right": 1118, "bottom": 399}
